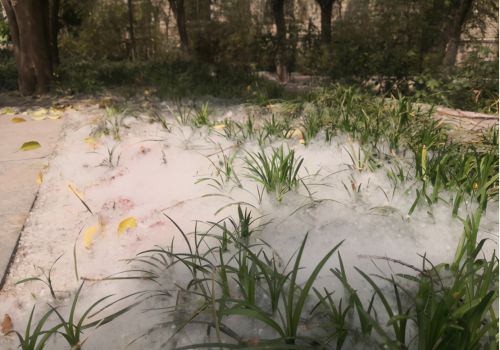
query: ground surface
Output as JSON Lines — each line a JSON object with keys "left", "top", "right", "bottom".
{"left": 0, "top": 93, "right": 69, "bottom": 287}
{"left": 0, "top": 92, "right": 497, "bottom": 349}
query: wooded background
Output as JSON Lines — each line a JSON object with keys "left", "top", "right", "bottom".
{"left": 0, "top": 0, "right": 498, "bottom": 109}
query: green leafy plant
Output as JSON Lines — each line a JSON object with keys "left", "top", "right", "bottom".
{"left": 193, "top": 102, "right": 211, "bottom": 127}
{"left": 220, "top": 234, "right": 344, "bottom": 346}
{"left": 301, "top": 108, "right": 324, "bottom": 145}
{"left": 50, "top": 282, "right": 140, "bottom": 349}
{"left": 168, "top": 101, "right": 194, "bottom": 125}
{"left": 263, "top": 114, "right": 293, "bottom": 139}
{"left": 244, "top": 145, "right": 304, "bottom": 202}
{"left": 197, "top": 147, "right": 241, "bottom": 190}
{"left": 16, "top": 254, "right": 64, "bottom": 299}
{"left": 99, "top": 144, "right": 121, "bottom": 168}
{"left": 8, "top": 306, "right": 57, "bottom": 350}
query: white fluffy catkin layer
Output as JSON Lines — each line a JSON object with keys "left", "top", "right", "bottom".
{"left": 0, "top": 102, "right": 497, "bottom": 349}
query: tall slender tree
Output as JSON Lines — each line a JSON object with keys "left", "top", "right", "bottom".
{"left": 127, "top": 0, "right": 137, "bottom": 60}
{"left": 440, "top": 0, "right": 475, "bottom": 66}
{"left": 271, "top": 0, "right": 288, "bottom": 82}
{"left": 169, "top": 0, "right": 190, "bottom": 53}
{"left": 49, "top": 0, "right": 60, "bottom": 65}
{"left": 315, "top": 0, "right": 336, "bottom": 46}
{"left": 0, "top": 0, "right": 53, "bottom": 94}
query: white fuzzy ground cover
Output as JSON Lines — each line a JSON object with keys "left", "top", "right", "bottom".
{"left": 0, "top": 99, "right": 497, "bottom": 349}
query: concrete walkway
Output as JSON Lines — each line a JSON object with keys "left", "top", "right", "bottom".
{"left": 0, "top": 103, "right": 64, "bottom": 289}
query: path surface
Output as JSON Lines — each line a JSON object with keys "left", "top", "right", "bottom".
{"left": 0, "top": 96, "right": 65, "bottom": 288}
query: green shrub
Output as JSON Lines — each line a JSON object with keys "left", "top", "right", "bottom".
{"left": 0, "top": 50, "right": 17, "bottom": 91}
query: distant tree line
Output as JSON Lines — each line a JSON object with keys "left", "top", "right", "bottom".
{"left": 0, "top": 0, "right": 497, "bottom": 94}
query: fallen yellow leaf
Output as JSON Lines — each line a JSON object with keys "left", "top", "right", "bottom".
{"left": 47, "top": 113, "right": 62, "bottom": 120}
{"left": 32, "top": 108, "right": 48, "bottom": 116}
{"left": 213, "top": 123, "right": 225, "bottom": 130}
{"left": 1, "top": 107, "right": 16, "bottom": 115}
{"left": 36, "top": 171, "right": 43, "bottom": 184}
{"left": 117, "top": 217, "right": 137, "bottom": 236}
{"left": 30, "top": 115, "right": 47, "bottom": 121}
{"left": 20, "top": 141, "right": 41, "bottom": 151}
{"left": 84, "top": 137, "right": 97, "bottom": 144}
{"left": 11, "top": 117, "right": 26, "bottom": 123}
{"left": 290, "top": 128, "right": 304, "bottom": 140}
{"left": 49, "top": 107, "right": 64, "bottom": 113}
{"left": 83, "top": 223, "right": 101, "bottom": 249}
{"left": 30, "top": 108, "right": 49, "bottom": 120}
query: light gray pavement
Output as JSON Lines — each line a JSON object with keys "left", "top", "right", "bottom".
{"left": 0, "top": 109, "right": 64, "bottom": 289}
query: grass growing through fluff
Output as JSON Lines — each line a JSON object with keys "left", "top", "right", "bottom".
{"left": 130, "top": 216, "right": 345, "bottom": 348}
{"left": 9, "top": 282, "right": 142, "bottom": 349}
{"left": 245, "top": 145, "right": 304, "bottom": 202}
{"left": 9, "top": 85, "right": 499, "bottom": 349}
{"left": 126, "top": 208, "right": 497, "bottom": 349}
{"left": 16, "top": 254, "right": 64, "bottom": 299}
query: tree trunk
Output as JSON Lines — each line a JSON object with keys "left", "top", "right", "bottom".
{"left": 195, "top": 0, "right": 211, "bottom": 22}
{"left": 127, "top": 0, "right": 137, "bottom": 60}
{"left": 169, "top": 0, "right": 190, "bottom": 53}
{"left": 49, "top": 0, "right": 60, "bottom": 66}
{"left": 441, "top": 0, "right": 474, "bottom": 67}
{"left": 316, "top": 0, "right": 334, "bottom": 46}
{"left": 1, "top": 0, "right": 53, "bottom": 94}
{"left": 271, "top": 0, "right": 288, "bottom": 82}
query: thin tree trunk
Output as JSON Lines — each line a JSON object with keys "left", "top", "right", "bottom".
{"left": 169, "top": 0, "right": 190, "bottom": 53}
{"left": 1, "top": 0, "right": 53, "bottom": 94}
{"left": 316, "top": 0, "right": 334, "bottom": 46}
{"left": 272, "top": 0, "right": 288, "bottom": 82}
{"left": 49, "top": 0, "right": 60, "bottom": 66}
{"left": 441, "top": 0, "right": 474, "bottom": 66}
{"left": 196, "top": 0, "right": 211, "bottom": 22}
{"left": 127, "top": 0, "right": 136, "bottom": 60}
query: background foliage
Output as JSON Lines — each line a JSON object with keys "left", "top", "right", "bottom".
{"left": 0, "top": 0, "right": 498, "bottom": 111}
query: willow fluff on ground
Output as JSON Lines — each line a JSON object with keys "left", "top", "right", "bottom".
{"left": 0, "top": 101, "right": 496, "bottom": 349}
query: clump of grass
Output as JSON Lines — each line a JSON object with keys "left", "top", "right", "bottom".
{"left": 221, "top": 234, "right": 344, "bottom": 346}
{"left": 8, "top": 306, "right": 57, "bottom": 350}
{"left": 193, "top": 102, "right": 211, "bottom": 127}
{"left": 16, "top": 254, "right": 64, "bottom": 299}
{"left": 227, "top": 204, "right": 261, "bottom": 242}
{"left": 244, "top": 145, "right": 304, "bottom": 202}
{"left": 10, "top": 282, "right": 140, "bottom": 350}
{"left": 134, "top": 216, "right": 344, "bottom": 348}
{"left": 197, "top": 147, "right": 241, "bottom": 190}
{"left": 262, "top": 114, "right": 293, "bottom": 140}
{"left": 214, "top": 119, "right": 239, "bottom": 140}
{"left": 482, "top": 125, "right": 499, "bottom": 146}
{"left": 301, "top": 108, "right": 325, "bottom": 145}
{"left": 98, "top": 145, "right": 121, "bottom": 168}
{"left": 50, "top": 282, "right": 140, "bottom": 349}
{"left": 167, "top": 100, "right": 194, "bottom": 125}
{"left": 104, "top": 106, "right": 125, "bottom": 140}
{"left": 89, "top": 106, "right": 128, "bottom": 141}
{"left": 149, "top": 108, "right": 171, "bottom": 131}
{"left": 240, "top": 115, "right": 257, "bottom": 140}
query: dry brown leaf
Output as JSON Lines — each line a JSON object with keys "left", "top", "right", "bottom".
{"left": 1, "top": 314, "right": 13, "bottom": 335}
